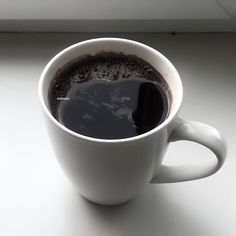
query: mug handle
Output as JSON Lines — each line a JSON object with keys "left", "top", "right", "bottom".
{"left": 151, "top": 117, "right": 227, "bottom": 183}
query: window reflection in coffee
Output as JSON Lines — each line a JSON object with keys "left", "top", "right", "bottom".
{"left": 49, "top": 52, "right": 171, "bottom": 139}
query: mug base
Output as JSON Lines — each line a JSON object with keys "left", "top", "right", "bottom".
{"left": 79, "top": 193, "right": 135, "bottom": 206}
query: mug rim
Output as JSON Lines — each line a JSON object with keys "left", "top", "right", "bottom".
{"left": 38, "top": 37, "right": 183, "bottom": 143}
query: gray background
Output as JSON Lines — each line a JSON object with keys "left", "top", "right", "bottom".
{"left": 1, "top": 0, "right": 236, "bottom": 32}
{"left": 0, "top": 33, "right": 235, "bottom": 236}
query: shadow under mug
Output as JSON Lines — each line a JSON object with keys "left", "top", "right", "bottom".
{"left": 39, "top": 38, "right": 227, "bottom": 205}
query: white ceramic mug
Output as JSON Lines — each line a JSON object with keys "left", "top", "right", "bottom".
{"left": 39, "top": 38, "right": 227, "bottom": 205}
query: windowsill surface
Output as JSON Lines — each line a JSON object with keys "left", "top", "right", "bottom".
{"left": 0, "top": 32, "right": 235, "bottom": 236}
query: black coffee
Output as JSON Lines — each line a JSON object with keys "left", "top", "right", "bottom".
{"left": 49, "top": 52, "right": 170, "bottom": 139}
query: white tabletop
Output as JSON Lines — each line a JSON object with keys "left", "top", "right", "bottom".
{"left": 0, "top": 33, "right": 235, "bottom": 236}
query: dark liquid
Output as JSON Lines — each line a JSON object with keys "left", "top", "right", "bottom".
{"left": 49, "top": 52, "right": 170, "bottom": 139}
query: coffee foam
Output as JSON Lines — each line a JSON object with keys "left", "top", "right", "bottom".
{"left": 66, "top": 52, "right": 159, "bottom": 84}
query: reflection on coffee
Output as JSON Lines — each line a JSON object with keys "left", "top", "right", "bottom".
{"left": 48, "top": 52, "right": 170, "bottom": 139}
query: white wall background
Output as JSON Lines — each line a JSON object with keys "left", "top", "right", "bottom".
{"left": 0, "top": 0, "right": 236, "bottom": 32}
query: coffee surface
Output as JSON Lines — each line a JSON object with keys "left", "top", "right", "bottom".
{"left": 49, "top": 52, "right": 170, "bottom": 139}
